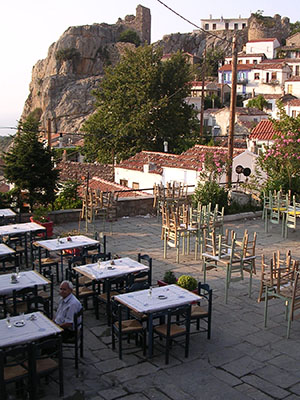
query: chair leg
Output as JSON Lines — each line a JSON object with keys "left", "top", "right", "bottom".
{"left": 264, "top": 286, "right": 269, "bottom": 328}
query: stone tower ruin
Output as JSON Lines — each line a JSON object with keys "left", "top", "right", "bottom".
{"left": 248, "top": 13, "right": 290, "bottom": 44}
{"left": 117, "top": 5, "right": 151, "bottom": 44}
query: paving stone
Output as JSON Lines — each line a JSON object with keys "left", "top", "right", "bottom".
{"left": 255, "top": 364, "right": 300, "bottom": 389}
{"left": 222, "top": 355, "right": 264, "bottom": 377}
{"left": 99, "top": 387, "right": 129, "bottom": 400}
{"left": 289, "top": 382, "right": 300, "bottom": 396}
{"left": 242, "top": 374, "right": 290, "bottom": 399}
{"left": 105, "top": 362, "right": 159, "bottom": 384}
{"left": 235, "top": 383, "right": 274, "bottom": 400}
{"left": 94, "top": 355, "right": 141, "bottom": 374}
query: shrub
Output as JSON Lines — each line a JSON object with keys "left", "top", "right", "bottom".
{"left": 53, "top": 180, "right": 82, "bottom": 210}
{"left": 177, "top": 275, "right": 197, "bottom": 291}
{"left": 55, "top": 48, "right": 80, "bottom": 62}
{"left": 118, "top": 29, "right": 141, "bottom": 46}
{"left": 163, "top": 270, "right": 177, "bottom": 284}
{"left": 193, "top": 180, "right": 228, "bottom": 211}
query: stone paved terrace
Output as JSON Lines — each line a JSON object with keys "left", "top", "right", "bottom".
{"left": 24, "top": 214, "right": 300, "bottom": 400}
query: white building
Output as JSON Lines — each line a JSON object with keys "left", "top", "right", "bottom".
{"left": 200, "top": 16, "right": 248, "bottom": 31}
{"left": 246, "top": 38, "right": 280, "bottom": 59}
{"left": 285, "top": 76, "right": 300, "bottom": 97}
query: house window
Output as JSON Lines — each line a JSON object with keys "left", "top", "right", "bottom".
{"left": 205, "top": 23, "right": 209, "bottom": 30}
{"left": 132, "top": 182, "right": 139, "bottom": 190}
{"left": 225, "top": 22, "right": 229, "bottom": 30}
{"left": 254, "top": 73, "right": 260, "bottom": 80}
{"left": 238, "top": 60, "right": 243, "bottom": 64}
{"left": 242, "top": 23, "right": 246, "bottom": 28}
{"left": 287, "top": 84, "right": 293, "bottom": 94}
{"left": 234, "top": 23, "right": 238, "bottom": 30}
{"left": 120, "top": 179, "right": 128, "bottom": 187}
{"left": 213, "top": 23, "right": 216, "bottom": 30}
{"left": 292, "top": 110, "right": 297, "bottom": 118}
{"left": 296, "top": 66, "right": 300, "bottom": 76}
{"left": 266, "top": 102, "right": 273, "bottom": 110}
{"left": 246, "top": 60, "right": 249, "bottom": 64}
{"left": 253, "top": 59, "right": 257, "bottom": 64}
{"left": 271, "top": 72, "right": 277, "bottom": 80}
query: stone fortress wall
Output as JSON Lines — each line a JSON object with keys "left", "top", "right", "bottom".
{"left": 248, "top": 13, "right": 290, "bottom": 43}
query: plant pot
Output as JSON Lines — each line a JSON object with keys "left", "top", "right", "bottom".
{"left": 30, "top": 216, "right": 53, "bottom": 238}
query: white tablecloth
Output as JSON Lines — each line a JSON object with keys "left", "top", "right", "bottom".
{"left": 0, "top": 270, "right": 49, "bottom": 296}
{"left": 0, "top": 208, "right": 16, "bottom": 217}
{"left": 34, "top": 235, "right": 99, "bottom": 251}
{"left": 0, "top": 312, "right": 62, "bottom": 348}
{"left": 0, "top": 222, "right": 45, "bottom": 236}
{"left": 74, "top": 257, "right": 149, "bottom": 280}
{"left": 114, "top": 284, "right": 201, "bottom": 313}
{"left": 0, "top": 243, "right": 15, "bottom": 256}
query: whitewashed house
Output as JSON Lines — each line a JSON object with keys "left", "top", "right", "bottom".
{"left": 285, "top": 76, "right": 300, "bottom": 97}
{"left": 246, "top": 38, "right": 280, "bottom": 59}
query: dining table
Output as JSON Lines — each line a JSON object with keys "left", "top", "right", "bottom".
{"left": 0, "top": 208, "right": 16, "bottom": 218}
{"left": 74, "top": 257, "right": 149, "bottom": 281}
{"left": 0, "top": 270, "right": 50, "bottom": 297}
{"left": 34, "top": 235, "right": 100, "bottom": 281}
{"left": 0, "top": 222, "right": 46, "bottom": 266}
{"left": 0, "top": 311, "right": 62, "bottom": 348}
{"left": 0, "top": 243, "right": 15, "bottom": 257}
{"left": 114, "top": 284, "right": 202, "bottom": 356}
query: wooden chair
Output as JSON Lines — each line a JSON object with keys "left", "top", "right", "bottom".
{"left": 283, "top": 196, "right": 300, "bottom": 238}
{"left": 287, "top": 271, "right": 300, "bottom": 338}
{"left": 134, "top": 253, "right": 152, "bottom": 287}
{"left": 37, "top": 269, "right": 54, "bottom": 319}
{"left": 33, "top": 244, "right": 60, "bottom": 282}
{"left": 111, "top": 300, "right": 146, "bottom": 360}
{"left": 26, "top": 295, "right": 50, "bottom": 318}
{"left": 153, "top": 304, "right": 191, "bottom": 364}
{"left": 66, "top": 269, "right": 95, "bottom": 310}
{"left": 28, "top": 336, "right": 63, "bottom": 399}
{"left": 0, "top": 344, "right": 29, "bottom": 400}
{"left": 62, "top": 308, "right": 83, "bottom": 369}
{"left": 190, "top": 282, "right": 212, "bottom": 339}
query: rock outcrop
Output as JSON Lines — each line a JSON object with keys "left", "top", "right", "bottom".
{"left": 21, "top": 5, "right": 150, "bottom": 134}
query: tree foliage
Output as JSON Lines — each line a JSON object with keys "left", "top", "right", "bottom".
{"left": 290, "top": 21, "right": 300, "bottom": 36}
{"left": 3, "top": 112, "right": 59, "bottom": 211}
{"left": 82, "top": 46, "right": 199, "bottom": 162}
{"left": 246, "top": 95, "right": 268, "bottom": 111}
{"left": 118, "top": 29, "right": 141, "bottom": 46}
{"left": 258, "top": 101, "right": 300, "bottom": 194}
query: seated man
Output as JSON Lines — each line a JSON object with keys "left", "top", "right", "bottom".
{"left": 54, "top": 280, "right": 82, "bottom": 340}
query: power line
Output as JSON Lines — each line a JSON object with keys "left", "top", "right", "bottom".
{"left": 156, "top": 0, "right": 232, "bottom": 44}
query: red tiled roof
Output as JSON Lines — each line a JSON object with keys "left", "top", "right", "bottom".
{"left": 219, "top": 64, "right": 254, "bottom": 71}
{"left": 286, "top": 99, "right": 300, "bottom": 106}
{"left": 249, "top": 120, "right": 279, "bottom": 141}
{"left": 165, "top": 145, "right": 244, "bottom": 170}
{"left": 261, "top": 58, "right": 300, "bottom": 64}
{"left": 255, "top": 62, "right": 288, "bottom": 70}
{"left": 285, "top": 76, "right": 300, "bottom": 82}
{"left": 247, "top": 38, "right": 278, "bottom": 43}
{"left": 87, "top": 178, "right": 150, "bottom": 197}
{"left": 237, "top": 52, "right": 265, "bottom": 57}
{"left": 236, "top": 107, "right": 268, "bottom": 116}
{"left": 116, "top": 151, "right": 180, "bottom": 175}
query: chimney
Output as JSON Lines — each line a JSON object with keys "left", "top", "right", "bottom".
{"left": 163, "top": 141, "right": 168, "bottom": 152}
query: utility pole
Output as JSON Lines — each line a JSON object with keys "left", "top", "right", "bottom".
{"left": 47, "top": 118, "right": 51, "bottom": 150}
{"left": 226, "top": 35, "right": 237, "bottom": 187}
{"left": 199, "top": 47, "right": 206, "bottom": 140}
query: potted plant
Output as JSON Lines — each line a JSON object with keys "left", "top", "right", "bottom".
{"left": 30, "top": 206, "right": 53, "bottom": 238}
{"left": 177, "top": 275, "right": 198, "bottom": 292}
{"left": 157, "top": 270, "right": 177, "bottom": 287}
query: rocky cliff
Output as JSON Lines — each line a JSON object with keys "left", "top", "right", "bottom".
{"left": 21, "top": 5, "right": 150, "bottom": 135}
{"left": 20, "top": 7, "right": 288, "bottom": 136}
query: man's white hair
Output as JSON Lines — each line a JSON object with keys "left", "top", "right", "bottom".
{"left": 60, "top": 280, "right": 73, "bottom": 290}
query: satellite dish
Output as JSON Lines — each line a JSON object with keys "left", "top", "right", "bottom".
{"left": 235, "top": 165, "right": 244, "bottom": 174}
{"left": 243, "top": 167, "right": 251, "bottom": 177}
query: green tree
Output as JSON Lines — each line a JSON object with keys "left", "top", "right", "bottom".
{"left": 290, "top": 21, "right": 300, "bottom": 36}
{"left": 3, "top": 112, "right": 59, "bottom": 211}
{"left": 118, "top": 29, "right": 141, "bottom": 47}
{"left": 246, "top": 95, "right": 268, "bottom": 111}
{"left": 258, "top": 101, "right": 300, "bottom": 194}
{"left": 82, "top": 46, "right": 199, "bottom": 162}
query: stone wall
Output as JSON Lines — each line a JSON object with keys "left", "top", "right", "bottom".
{"left": 248, "top": 14, "right": 290, "bottom": 43}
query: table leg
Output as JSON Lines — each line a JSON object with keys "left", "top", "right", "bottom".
{"left": 148, "top": 313, "right": 153, "bottom": 357}
{"left": 60, "top": 250, "right": 64, "bottom": 281}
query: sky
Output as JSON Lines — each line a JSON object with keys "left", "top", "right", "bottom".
{"left": 1, "top": 0, "right": 299, "bottom": 136}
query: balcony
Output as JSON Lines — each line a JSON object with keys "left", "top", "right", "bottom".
{"left": 237, "top": 78, "right": 248, "bottom": 85}
{"left": 262, "top": 79, "right": 279, "bottom": 85}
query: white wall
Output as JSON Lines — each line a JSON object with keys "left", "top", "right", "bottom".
{"left": 246, "top": 40, "right": 280, "bottom": 59}
{"left": 114, "top": 167, "right": 162, "bottom": 190}
{"left": 285, "top": 80, "right": 300, "bottom": 97}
